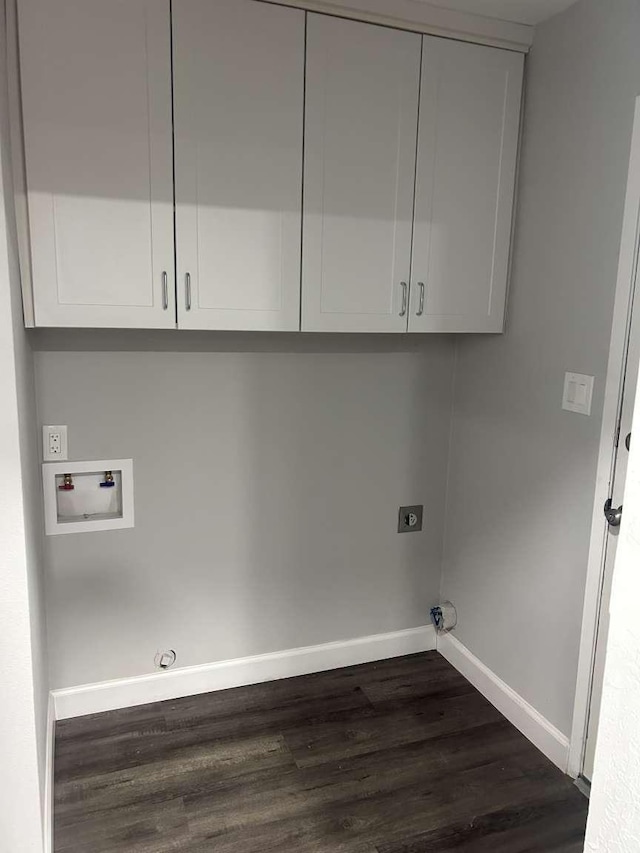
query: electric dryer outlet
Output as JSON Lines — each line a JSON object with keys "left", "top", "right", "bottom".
{"left": 398, "top": 505, "right": 423, "bottom": 533}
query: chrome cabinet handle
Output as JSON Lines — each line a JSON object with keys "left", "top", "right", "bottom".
{"left": 185, "top": 272, "right": 191, "bottom": 311}
{"left": 399, "top": 282, "right": 408, "bottom": 317}
{"left": 417, "top": 282, "right": 425, "bottom": 317}
{"left": 162, "top": 271, "right": 169, "bottom": 310}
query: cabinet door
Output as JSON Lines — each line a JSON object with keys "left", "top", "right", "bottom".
{"left": 18, "top": 0, "right": 175, "bottom": 328}
{"left": 409, "top": 38, "right": 523, "bottom": 333}
{"left": 173, "top": 0, "right": 304, "bottom": 331}
{"left": 302, "top": 15, "right": 421, "bottom": 333}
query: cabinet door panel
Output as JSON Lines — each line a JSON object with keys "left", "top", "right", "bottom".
{"left": 174, "top": 0, "right": 304, "bottom": 331}
{"left": 409, "top": 38, "right": 523, "bottom": 333}
{"left": 302, "top": 15, "right": 420, "bottom": 333}
{"left": 18, "top": 0, "right": 175, "bottom": 328}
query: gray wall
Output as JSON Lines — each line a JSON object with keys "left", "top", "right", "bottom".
{"left": 0, "top": 0, "right": 48, "bottom": 847}
{"left": 442, "top": 0, "right": 640, "bottom": 736}
{"left": 36, "top": 338, "right": 455, "bottom": 689}
{"left": 33, "top": 0, "right": 640, "bottom": 745}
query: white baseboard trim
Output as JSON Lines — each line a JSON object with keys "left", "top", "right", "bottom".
{"left": 53, "top": 625, "right": 436, "bottom": 720}
{"left": 438, "top": 633, "right": 570, "bottom": 773}
{"left": 43, "top": 695, "right": 55, "bottom": 853}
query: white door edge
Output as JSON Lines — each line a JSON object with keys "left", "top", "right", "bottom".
{"left": 568, "top": 95, "right": 640, "bottom": 779}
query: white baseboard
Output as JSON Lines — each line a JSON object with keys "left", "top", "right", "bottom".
{"left": 438, "top": 633, "right": 570, "bottom": 773}
{"left": 53, "top": 625, "right": 436, "bottom": 720}
{"left": 49, "top": 627, "right": 570, "bottom": 779}
{"left": 43, "top": 695, "right": 55, "bottom": 853}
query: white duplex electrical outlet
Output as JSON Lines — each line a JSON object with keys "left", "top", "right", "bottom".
{"left": 43, "top": 425, "right": 68, "bottom": 461}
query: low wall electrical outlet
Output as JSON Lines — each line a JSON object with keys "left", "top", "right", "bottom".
{"left": 43, "top": 425, "right": 68, "bottom": 461}
{"left": 398, "top": 505, "right": 423, "bottom": 533}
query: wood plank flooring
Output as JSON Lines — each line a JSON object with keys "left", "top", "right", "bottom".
{"left": 54, "top": 652, "right": 588, "bottom": 852}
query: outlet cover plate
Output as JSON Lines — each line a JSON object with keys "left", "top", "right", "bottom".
{"left": 43, "top": 425, "right": 68, "bottom": 461}
{"left": 398, "top": 505, "right": 423, "bottom": 533}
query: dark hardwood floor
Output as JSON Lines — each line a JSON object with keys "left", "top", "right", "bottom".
{"left": 54, "top": 652, "right": 588, "bottom": 852}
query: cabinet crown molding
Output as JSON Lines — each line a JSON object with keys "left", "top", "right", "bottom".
{"left": 258, "top": 0, "right": 533, "bottom": 53}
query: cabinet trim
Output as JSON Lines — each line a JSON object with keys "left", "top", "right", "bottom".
{"left": 257, "top": 0, "right": 533, "bottom": 53}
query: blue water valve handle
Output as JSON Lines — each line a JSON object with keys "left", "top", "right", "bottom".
{"left": 100, "top": 471, "right": 116, "bottom": 488}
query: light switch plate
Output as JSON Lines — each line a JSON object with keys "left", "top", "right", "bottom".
{"left": 562, "top": 372, "right": 594, "bottom": 416}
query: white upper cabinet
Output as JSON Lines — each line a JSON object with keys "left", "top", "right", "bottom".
{"left": 302, "top": 15, "right": 421, "bottom": 333}
{"left": 18, "top": 0, "right": 175, "bottom": 328}
{"left": 409, "top": 37, "right": 523, "bottom": 333}
{"left": 173, "top": 0, "right": 304, "bottom": 331}
{"left": 18, "top": 3, "right": 523, "bottom": 333}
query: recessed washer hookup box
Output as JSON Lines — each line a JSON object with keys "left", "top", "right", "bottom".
{"left": 42, "top": 459, "right": 134, "bottom": 536}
